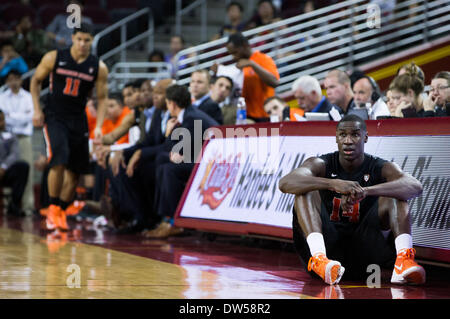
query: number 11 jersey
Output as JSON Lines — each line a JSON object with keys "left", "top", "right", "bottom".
{"left": 46, "top": 48, "right": 99, "bottom": 118}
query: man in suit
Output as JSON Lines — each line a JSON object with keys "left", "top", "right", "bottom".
{"left": 292, "top": 75, "right": 334, "bottom": 115}
{"left": 104, "top": 79, "right": 174, "bottom": 232}
{"left": 143, "top": 84, "right": 219, "bottom": 238}
{"left": 190, "top": 69, "right": 224, "bottom": 124}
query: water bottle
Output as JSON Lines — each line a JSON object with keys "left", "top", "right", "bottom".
{"left": 235, "top": 97, "right": 247, "bottom": 125}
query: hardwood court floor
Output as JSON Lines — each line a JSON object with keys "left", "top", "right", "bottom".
{"left": 1, "top": 214, "right": 449, "bottom": 300}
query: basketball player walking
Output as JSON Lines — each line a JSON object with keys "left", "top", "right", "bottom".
{"left": 31, "top": 23, "right": 108, "bottom": 231}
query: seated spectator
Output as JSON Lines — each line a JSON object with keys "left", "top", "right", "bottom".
{"left": 246, "top": 0, "right": 283, "bottom": 48}
{"left": 396, "top": 62, "right": 425, "bottom": 84}
{"left": 92, "top": 94, "right": 132, "bottom": 202}
{"left": 292, "top": 75, "right": 334, "bottom": 118}
{"left": 102, "top": 95, "right": 133, "bottom": 146}
{"left": 0, "top": 40, "right": 28, "bottom": 83}
{"left": 225, "top": 32, "right": 279, "bottom": 122}
{"left": 122, "top": 81, "right": 141, "bottom": 109}
{"left": 98, "top": 80, "right": 153, "bottom": 157}
{"left": 263, "top": 96, "right": 304, "bottom": 122}
{"left": 0, "top": 110, "right": 29, "bottom": 216}
{"left": 190, "top": 69, "right": 224, "bottom": 124}
{"left": 389, "top": 73, "right": 429, "bottom": 118}
{"left": 46, "top": 0, "right": 93, "bottom": 50}
{"left": 209, "top": 75, "right": 235, "bottom": 125}
{"left": 352, "top": 75, "right": 390, "bottom": 119}
{"left": 246, "top": 0, "right": 281, "bottom": 30}
{"left": 323, "top": 69, "right": 356, "bottom": 118}
{"left": 424, "top": 71, "right": 450, "bottom": 117}
{"left": 148, "top": 49, "right": 168, "bottom": 80}
{"left": 0, "top": 69, "right": 34, "bottom": 215}
{"left": 12, "top": 15, "right": 52, "bottom": 69}
{"left": 165, "top": 35, "right": 187, "bottom": 78}
{"left": 210, "top": 75, "right": 234, "bottom": 106}
{"left": 385, "top": 87, "right": 398, "bottom": 117}
{"left": 139, "top": 79, "right": 155, "bottom": 140}
{"left": 212, "top": 1, "right": 247, "bottom": 40}
{"left": 143, "top": 84, "right": 219, "bottom": 239}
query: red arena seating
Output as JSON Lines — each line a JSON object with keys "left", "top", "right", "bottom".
{"left": 1, "top": 3, "right": 36, "bottom": 27}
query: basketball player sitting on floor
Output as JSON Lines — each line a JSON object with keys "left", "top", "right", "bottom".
{"left": 279, "top": 114, "right": 425, "bottom": 285}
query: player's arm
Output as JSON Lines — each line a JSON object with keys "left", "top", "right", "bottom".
{"left": 94, "top": 60, "right": 109, "bottom": 139}
{"left": 30, "top": 50, "right": 56, "bottom": 127}
{"left": 363, "top": 161, "right": 423, "bottom": 201}
{"left": 279, "top": 157, "right": 330, "bottom": 195}
{"left": 279, "top": 157, "right": 365, "bottom": 196}
{"left": 102, "top": 112, "right": 135, "bottom": 145}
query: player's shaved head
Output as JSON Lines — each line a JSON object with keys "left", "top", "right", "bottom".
{"left": 337, "top": 114, "right": 367, "bottom": 132}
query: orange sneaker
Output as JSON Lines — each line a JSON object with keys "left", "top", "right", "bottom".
{"left": 40, "top": 207, "right": 49, "bottom": 216}
{"left": 58, "top": 209, "right": 69, "bottom": 231}
{"left": 46, "top": 205, "right": 61, "bottom": 231}
{"left": 65, "top": 200, "right": 85, "bottom": 216}
{"left": 308, "top": 253, "right": 345, "bottom": 285}
{"left": 391, "top": 248, "right": 425, "bottom": 285}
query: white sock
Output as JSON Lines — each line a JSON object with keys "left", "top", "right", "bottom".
{"left": 306, "top": 232, "right": 326, "bottom": 256}
{"left": 394, "top": 233, "right": 413, "bottom": 254}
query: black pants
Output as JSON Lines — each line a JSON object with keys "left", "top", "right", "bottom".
{"left": 108, "top": 159, "right": 158, "bottom": 227}
{"left": 2, "top": 161, "right": 29, "bottom": 214}
{"left": 44, "top": 115, "right": 89, "bottom": 174}
{"left": 93, "top": 162, "right": 108, "bottom": 201}
{"left": 292, "top": 201, "right": 396, "bottom": 280}
{"left": 154, "top": 152, "right": 194, "bottom": 219}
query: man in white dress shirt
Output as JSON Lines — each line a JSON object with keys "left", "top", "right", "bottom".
{"left": 0, "top": 69, "right": 34, "bottom": 215}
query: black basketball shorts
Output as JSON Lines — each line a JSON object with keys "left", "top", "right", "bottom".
{"left": 43, "top": 115, "right": 90, "bottom": 175}
{"left": 292, "top": 200, "right": 396, "bottom": 279}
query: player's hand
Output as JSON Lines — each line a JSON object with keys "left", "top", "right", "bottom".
{"left": 110, "top": 151, "right": 125, "bottom": 177}
{"left": 94, "top": 127, "right": 102, "bottom": 140}
{"left": 96, "top": 145, "right": 111, "bottom": 168}
{"left": 32, "top": 109, "right": 45, "bottom": 127}
{"left": 340, "top": 188, "right": 366, "bottom": 212}
{"left": 101, "top": 133, "right": 114, "bottom": 145}
{"left": 126, "top": 149, "right": 141, "bottom": 178}
{"left": 330, "top": 179, "right": 365, "bottom": 197}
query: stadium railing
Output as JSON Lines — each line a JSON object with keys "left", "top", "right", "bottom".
{"left": 171, "top": 0, "right": 449, "bottom": 95}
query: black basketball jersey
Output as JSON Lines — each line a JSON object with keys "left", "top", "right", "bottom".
{"left": 319, "top": 151, "right": 387, "bottom": 224}
{"left": 46, "top": 48, "right": 99, "bottom": 118}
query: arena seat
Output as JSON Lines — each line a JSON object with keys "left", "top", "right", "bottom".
{"left": 1, "top": 3, "right": 36, "bottom": 27}
{"left": 37, "top": 4, "right": 66, "bottom": 28}
{"left": 106, "top": 0, "right": 138, "bottom": 10}
{"left": 83, "top": 5, "right": 111, "bottom": 25}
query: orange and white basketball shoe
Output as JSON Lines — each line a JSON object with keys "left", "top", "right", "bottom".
{"left": 391, "top": 248, "right": 426, "bottom": 285}
{"left": 39, "top": 207, "right": 49, "bottom": 216}
{"left": 58, "top": 209, "right": 69, "bottom": 231}
{"left": 65, "top": 200, "right": 85, "bottom": 216}
{"left": 45, "top": 205, "right": 61, "bottom": 231}
{"left": 308, "top": 253, "right": 345, "bottom": 285}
